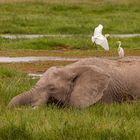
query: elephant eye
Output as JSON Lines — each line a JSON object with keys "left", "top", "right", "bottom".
{"left": 50, "top": 87, "right": 56, "bottom": 91}
{"left": 47, "top": 84, "right": 56, "bottom": 91}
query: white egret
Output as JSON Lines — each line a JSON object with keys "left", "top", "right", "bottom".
{"left": 91, "top": 24, "right": 109, "bottom": 51}
{"left": 117, "top": 41, "right": 125, "bottom": 58}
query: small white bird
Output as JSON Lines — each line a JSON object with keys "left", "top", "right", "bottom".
{"left": 117, "top": 41, "right": 125, "bottom": 58}
{"left": 91, "top": 24, "right": 109, "bottom": 51}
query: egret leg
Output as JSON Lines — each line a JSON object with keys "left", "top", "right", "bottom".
{"left": 93, "top": 43, "right": 98, "bottom": 50}
{"left": 92, "top": 43, "right": 99, "bottom": 57}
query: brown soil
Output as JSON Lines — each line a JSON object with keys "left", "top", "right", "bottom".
{"left": 1, "top": 56, "right": 140, "bottom": 73}
{"left": 0, "top": 49, "right": 139, "bottom": 57}
{"left": 0, "top": 61, "right": 74, "bottom": 73}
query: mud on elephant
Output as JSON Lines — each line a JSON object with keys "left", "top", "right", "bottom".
{"left": 8, "top": 57, "right": 140, "bottom": 108}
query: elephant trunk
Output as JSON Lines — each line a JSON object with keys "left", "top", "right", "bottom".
{"left": 8, "top": 92, "right": 32, "bottom": 108}
{"left": 8, "top": 85, "right": 49, "bottom": 108}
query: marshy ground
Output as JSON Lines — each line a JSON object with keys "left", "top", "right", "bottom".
{"left": 0, "top": 0, "right": 140, "bottom": 139}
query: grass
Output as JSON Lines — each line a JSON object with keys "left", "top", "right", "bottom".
{"left": 1, "top": 103, "right": 140, "bottom": 140}
{"left": 0, "top": 67, "right": 140, "bottom": 140}
{"left": 0, "top": 36, "right": 140, "bottom": 50}
{"left": 0, "top": 66, "right": 26, "bottom": 78}
{"left": 0, "top": 36, "right": 140, "bottom": 57}
{"left": 0, "top": 0, "right": 139, "bottom": 56}
{"left": 0, "top": 0, "right": 140, "bottom": 139}
{"left": 0, "top": 61, "right": 73, "bottom": 73}
{"left": 0, "top": 0, "right": 140, "bottom": 34}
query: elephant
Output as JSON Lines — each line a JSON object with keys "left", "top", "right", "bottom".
{"left": 8, "top": 57, "right": 140, "bottom": 108}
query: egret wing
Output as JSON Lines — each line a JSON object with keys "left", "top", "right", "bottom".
{"left": 91, "top": 36, "right": 95, "bottom": 43}
{"left": 95, "top": 36, "right": 109, "bottom": 51}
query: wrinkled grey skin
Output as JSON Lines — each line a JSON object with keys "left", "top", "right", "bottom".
{"left": 8, "top": 57, "right": 140, "bottom": 108}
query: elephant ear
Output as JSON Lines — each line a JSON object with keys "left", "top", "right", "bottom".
{"left": 69, "top": 65, "right": 110, "bottom": 108}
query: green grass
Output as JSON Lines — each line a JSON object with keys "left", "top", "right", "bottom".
{"left": 0, "top": 0, "right": 139, "bottom": 55}
{"left": 0, "top": 36, "right": 140, "bottom": 50}
{"left": 0, "top": 0, "right": 140, "bottom": 34}
{"left": 0, "top": 67, "right": 26, "bottom": 78}
{"left": 0, "top": 67, "right": 140, "bottom": 140}
{"left": 0, "top": 0, "right": 140, "bottom": 138}
{"left": 1, "top": 103, "right": 140, "bottom": 140}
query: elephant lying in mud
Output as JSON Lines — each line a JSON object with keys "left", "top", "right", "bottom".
{"left": 8, "top": 57, "right": 140, "bottom": 108}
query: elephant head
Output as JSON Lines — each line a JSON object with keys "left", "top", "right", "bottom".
{"left": 8, "top": 65, "right": 110, "bottom": 108}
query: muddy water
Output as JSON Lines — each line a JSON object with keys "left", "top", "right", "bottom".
{"left": 0, "top": 56, "right": 139, "bottom": 79}
{"left": 0, "top": 56, "right": 140, "bottom": 63}
{"left": 0, "top": 56, "right": 78, "bottom": 63}
{"left": 1, "top": 34, "right": 140, "bottom": 39}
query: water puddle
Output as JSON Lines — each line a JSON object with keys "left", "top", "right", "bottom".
{"left": 111, "top": 34, "right": 140, "bottom": 38}
{"left": 28, "top": 73, "right": 43, "bottom": 79}
{"left": 28, "top": 73, "right": 43, "bottom": 77}
{"left": 1, "top": 34, "right": 140, "bottom": 39}
{"left": 1, "top": 56, "right": 140, "bottom": 63}
{"left": 0, "top": 56, "right": 78, "bottom": 63}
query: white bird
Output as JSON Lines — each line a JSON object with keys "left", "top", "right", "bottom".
{"left": 117, "top": 41, "right": 125, "bottom": 58}
{"left": 91, "top": 24, "right": 109, "bottom": 51}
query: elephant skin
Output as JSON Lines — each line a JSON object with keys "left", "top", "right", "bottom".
{"left": 8, "top": 57, "right": 140, "bottom": 108}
